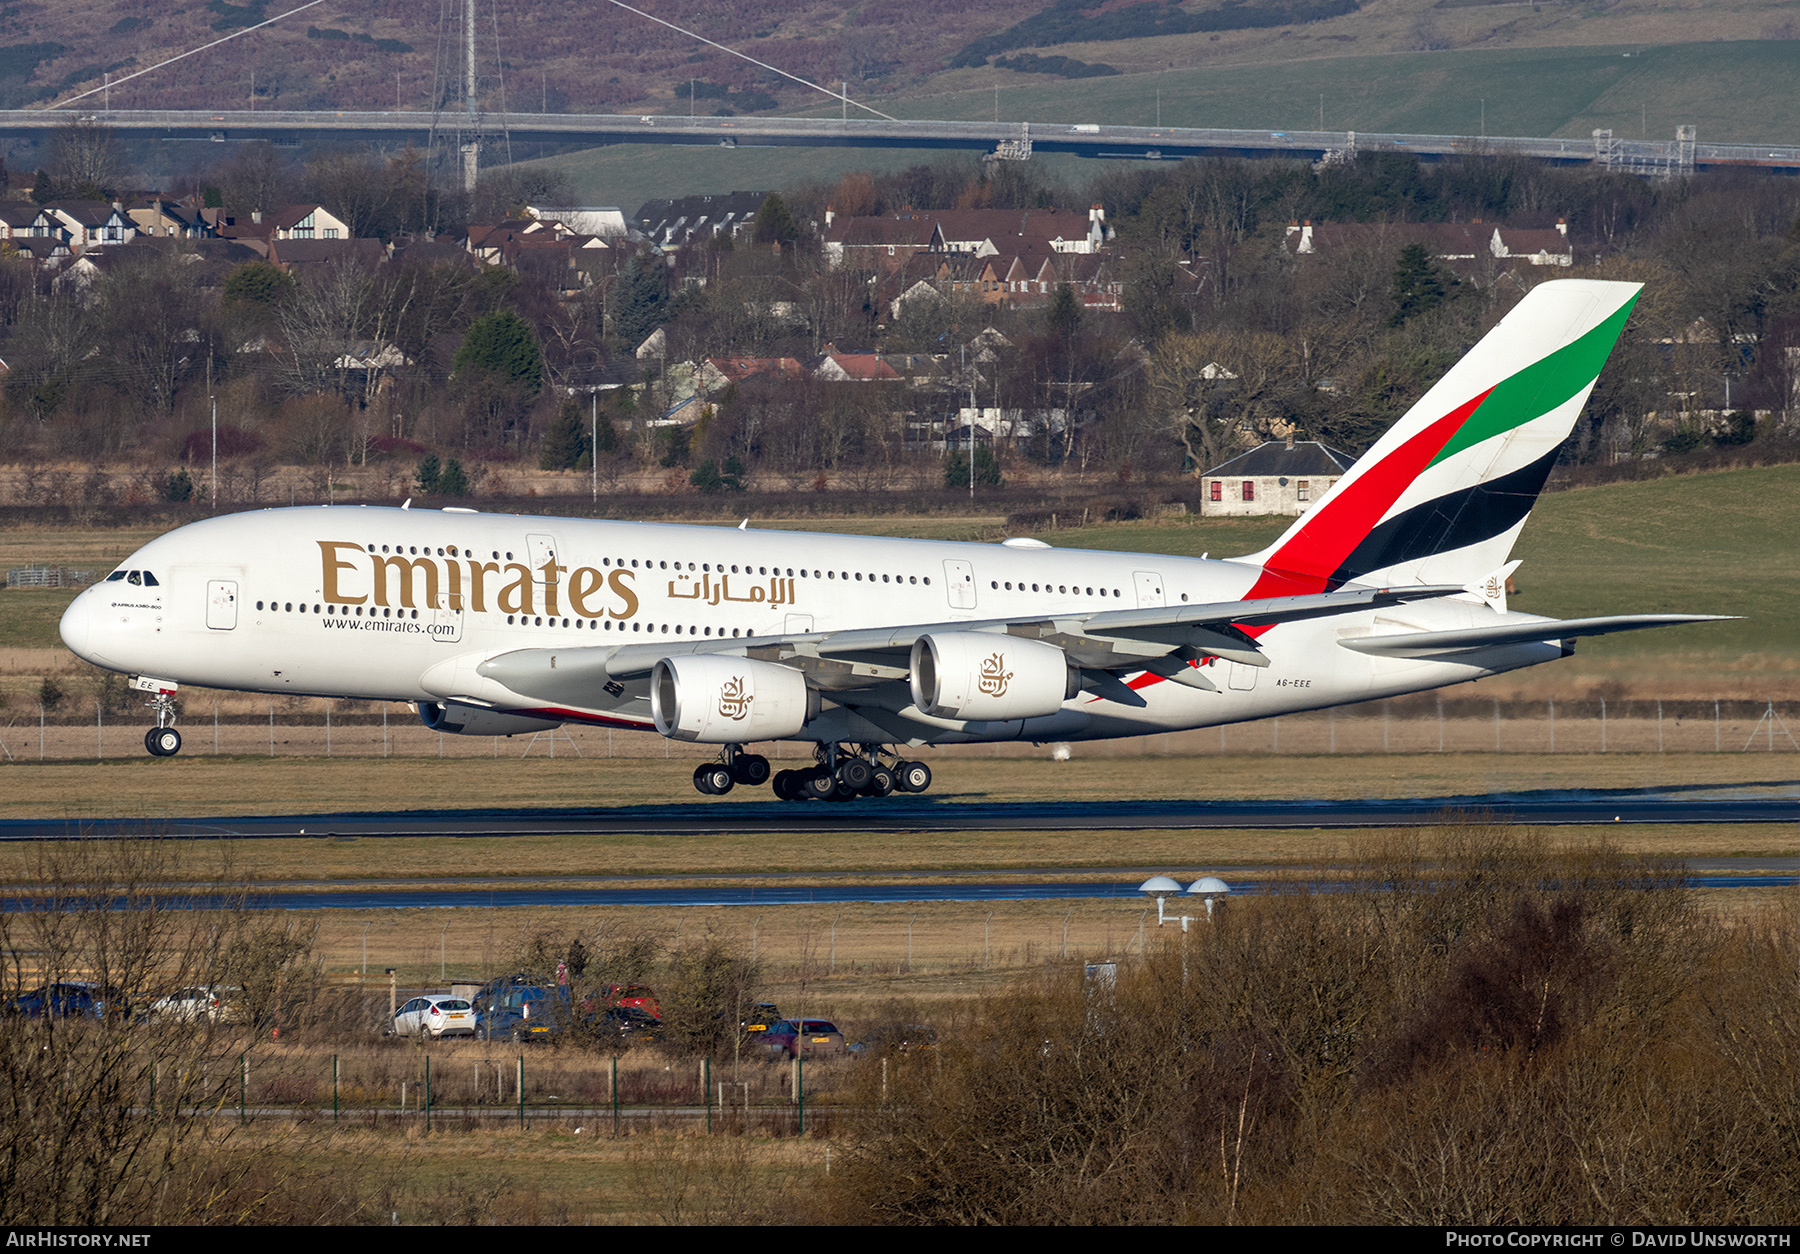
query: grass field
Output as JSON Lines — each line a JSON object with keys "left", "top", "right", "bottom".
{"left": 523, "top": 40, "right": 1800, "bottom": 209}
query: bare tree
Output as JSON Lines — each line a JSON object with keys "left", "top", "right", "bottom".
{"left": 49, "top": 117, "right": 125, "bottom": 194}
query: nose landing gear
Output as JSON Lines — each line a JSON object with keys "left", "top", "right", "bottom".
{"left": 141, "top": 685, "right": 182, "bottom": 758}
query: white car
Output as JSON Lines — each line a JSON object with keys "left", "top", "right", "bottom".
{"left": 146, "top": 986, "right": 240, "bottom": 1022}
{"left": 393, "top": 996, "right": 476, "bottom": 1039}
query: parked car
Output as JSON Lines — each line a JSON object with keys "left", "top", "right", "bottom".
{"left": 8, "top": 982, "right": 127, "bottom": 1020}
{"left": 145, "top": 985, "right": 241, "bottom": 1023}
{"left": 741, "top": 1003, "right": 782, "bottom": 1035}
{"left": 592, "top": 1005, "right": 665, "bottom": 1045}
{"left": 393, "top": 995, "right": 477, "bottom": 1039}
{"left": 476, "top": 985, "right": 572, "bottom": 1042}
{"left": 848, "top": 1023, "right": 938, "bottom": 1057}
{"left": 598, "top": 983, "right": 662, "bottom": 1019}
{"left": 763, "top": 1019, "right": 847, "bottom": 1059}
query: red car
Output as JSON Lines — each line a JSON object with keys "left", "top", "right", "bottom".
{"left": 599, "top": 984, "right": 662, "bottom": 1019}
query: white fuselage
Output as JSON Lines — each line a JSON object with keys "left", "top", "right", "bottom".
{"left": 60, "top": 506, "right": 1556, "bottom": 745}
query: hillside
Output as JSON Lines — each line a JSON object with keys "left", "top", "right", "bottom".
{"left": 6, "top": 0, "right": 1800, "bottom": 129}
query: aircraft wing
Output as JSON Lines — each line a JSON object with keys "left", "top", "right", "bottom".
{"left": 472, "top": 582, "right": 1468, "bottom": 705}
{"left": 1336, "top": 614, "right": 1735, "bottom": 659}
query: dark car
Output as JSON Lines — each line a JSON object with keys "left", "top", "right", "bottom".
{"left": 848, "top": 1023, "right": 938, "bottom": 1057}
{"left": 591, "top": 1005, "right": 665, "bottom": 1045}
{"left": 475, "top": 984, "right": 573, "bottom": 1042}
{"left": 9, "top": 982, "right": 126, "bottom": 1020}
{"left": 741, "top": 1003, "right": 782, "bottom": 1036}
{"left": 763, "top": 1018, "right": 847, "bottom": 1059}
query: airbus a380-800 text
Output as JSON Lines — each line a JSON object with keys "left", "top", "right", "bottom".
{"left": 60, "top": 280, "right": 1727, "bottom": 802}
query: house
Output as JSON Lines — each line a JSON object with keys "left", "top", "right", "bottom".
{"left": 0, "top": 204, "right": 52, "bottom": 242}
{"left": 525, "top": 205, "right": 627, "bottom": 239}
{"left": 266, "top": 237, "right": 387, "bottom": 275}
{"left": 635, "top": 190, "right": 769, "bottom": 247}
{"left": 1199, "top": 438, "right": 1355, "bottom": 517}
{"left": 270, "top": 204, "right": 353, "bottom": 241}
{"left": 43, "top": 201, "right": 136, "bottom": 252}
{"left": 697, "top": 356, "right": 804, "bottom": 394}
{"left": 812, "top": 347, "right": 901, "bottom": 383}
{"left": 128, "top": 198, "right": 214, "bottom": 240}
{"left": 1284, "top": 218, "right": 1573, "bottom": 277}
{"left": 825, "top": 204, "right": 1112, "bottom": 270}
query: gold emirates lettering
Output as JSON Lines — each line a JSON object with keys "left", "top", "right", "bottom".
{"left": 978, "top": 652, "right": 1013, "bottom": 698}
{"left": 317, "top": 541, "right": 639, "bottom": 619}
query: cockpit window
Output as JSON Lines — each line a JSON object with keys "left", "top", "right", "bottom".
{"left": 127, "top": 572, "right": 142, "bottom": 586}
{"left": 105, "top": 571, "right": 126, "bottom": 582}
{"left": 141, "top": 572, "right": 159, "bottom": 587}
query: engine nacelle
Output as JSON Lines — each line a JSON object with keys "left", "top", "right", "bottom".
{"left": 651, "top": 655, "right": 818, "bottom": 743}
{"left": 417, "top": 701, "right": 563, "bottom": 737}
{"left": 910, "top": 632, "right": 1076, "bottom": 721}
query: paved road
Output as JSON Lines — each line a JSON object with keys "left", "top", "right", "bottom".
{"left": 3, "top": 788, "right": 1794, "bottom": 842}
{"left": 0, "top": 109, "right": 1783, "bottom": 171}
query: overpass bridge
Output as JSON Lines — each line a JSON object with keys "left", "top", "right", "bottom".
{"left": 3, "top": 109, "right": 1794, "bottom": 180}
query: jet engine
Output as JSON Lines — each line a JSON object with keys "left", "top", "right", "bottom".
{"left": 651, "top": 655, "right": 819, "bottom": 743}
{"left": 909, "top": 633, "right": 1076, "bottom": 721}
{"left": 416, "top": 701, "right": 564, "bottom": 737}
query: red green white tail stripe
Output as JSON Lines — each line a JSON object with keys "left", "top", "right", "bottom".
{"left": 1243, "top": 279, "right": 1641, "bottom": 600}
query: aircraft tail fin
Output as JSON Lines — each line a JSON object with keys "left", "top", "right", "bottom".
{"left": 1241, "top": 278, "right": 1640, "bottom": 596}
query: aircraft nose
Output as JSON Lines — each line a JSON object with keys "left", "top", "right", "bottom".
{"left": 59, "top": 590, "right": 92, "bottom": 659}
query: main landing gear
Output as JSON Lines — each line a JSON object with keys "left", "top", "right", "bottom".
{"left": 143, "top": 689, "right": 182, "bottom": 758}
{"left": 692, "top": 744, "right": 771, "bottom": 795}
{"left": 689, "top": 742, "right": 934, "bottom": 803}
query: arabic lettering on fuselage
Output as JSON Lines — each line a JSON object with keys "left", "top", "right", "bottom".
{"left": 316, "top": 541, "right": 800, "bottom": 622}
{"left": 665, "top": 570, "right": 795, "bottom": 608}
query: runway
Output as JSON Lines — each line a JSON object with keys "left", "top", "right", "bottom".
{"left": 2, "top": 785, "right": 1795, "bottom": 841}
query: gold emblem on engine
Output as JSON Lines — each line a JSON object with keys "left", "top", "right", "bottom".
{"left": 978, "top": 653, "right": 1013, "bottom": 698}
{"left": 717, "top": 676, "right": 752, "bottom": 720}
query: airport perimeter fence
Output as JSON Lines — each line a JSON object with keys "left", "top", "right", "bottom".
{"left": 132, "top": 1045, "right": 846, "bottom": 1136}
{"left": 1, "top": 695, "right": 1796, "bottom": 762}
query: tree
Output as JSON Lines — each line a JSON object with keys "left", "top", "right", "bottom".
{"left": 612, "top": 251, "right": 669, "bottom": 347}
{"left": 1045, "top": 283, "right": 1083, "bottom": 340}
{"left": 1389, "top": 242, "right": 1456, "bottom": 327}
{"left": 437, "top": 458, "right": 470, "bottom": 496}
{"left": 48, "top": 117, "right": 123, "bottom": 197}
{"left": 690, "top": 455, "right": 746, "bottom": 494}
{"left": 414, "top": 453, "right": 441, "bottom": 494}
{"left": 222, "top": 261, "right": 296, "bottom": 308}
{"left": 454, "top": 310, "right": 544, "bottom": 397}
{"left": 539, "top": 397, "right": 591, "bottom": 470}
{"left": 752, "top": 193, "right": 799, "bottom": 246}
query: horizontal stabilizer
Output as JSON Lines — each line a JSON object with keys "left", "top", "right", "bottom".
{"left": 1338, "top": 614, "right": 1735, "bottom": 659}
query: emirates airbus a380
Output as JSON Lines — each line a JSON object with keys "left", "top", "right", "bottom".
{"left": 60, "top": 280, "right": 1725, "bottom": 802}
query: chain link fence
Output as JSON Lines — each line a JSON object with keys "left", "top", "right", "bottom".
{"left": 2, "top": 696, "right": 1795, "bottom": 762}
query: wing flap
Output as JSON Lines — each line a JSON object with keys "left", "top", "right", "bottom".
{"left": 1337, "top": 614, "right": 1734, "bottom": 659}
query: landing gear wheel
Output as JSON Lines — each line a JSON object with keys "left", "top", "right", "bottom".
{"left": 894, "top": 760, "right": 932, "bottom": 793}
{"left": 862, "top": 764, "right": 896, "bottom": 797}
{"left": 836, "top": 758, "right": 873, "bottom": 791}
{"left": 826, "top": 779, "right": 859, "bottom": 802}
{"left": 731, "top": 754, "right": 771, "bottom": 787}
{"left": 145, "top": 727, "right": 181, "bottom": 757}
{"left": 799, "top": 768, "right": 837, "bottom": 801}
{"left": 772, "top": 769, "right": 803, "bottom": 801}
{"left": 693, "top": 763, "right": 735, "bottom": 795}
